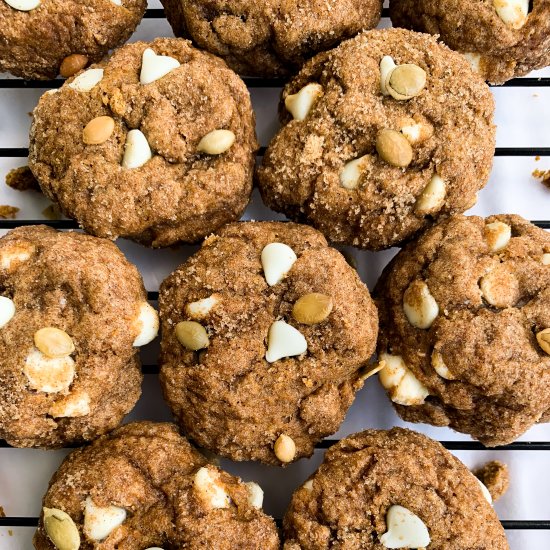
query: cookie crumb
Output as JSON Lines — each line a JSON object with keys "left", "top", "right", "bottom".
{"left": 533, "top": 169, "right": 550, "bottom": 189}
{"left": 0, "top": 505, "right": 5, "bottom": 517}
{"left": 5, "top": 166, "right": 41, "bottom": 192}
{"left": 0, "top": 205, "right": 19, "bottom": 219}
{"left": 42, "top": 204, "right": 62, "bottom": 220}
{"left": 474, "top": 460, "right": 510, "bottom": 502}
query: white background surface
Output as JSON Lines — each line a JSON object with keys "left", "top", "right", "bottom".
{"left": 0, "top": 2, "right": 550, "bottom": 548}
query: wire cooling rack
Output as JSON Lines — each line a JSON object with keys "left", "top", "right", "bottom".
{"left": 1, "top": 3, "right": 550, "bottom": 549}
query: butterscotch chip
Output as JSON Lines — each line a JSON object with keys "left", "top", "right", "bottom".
{"left": 283, "top": 428, "right": 508, "bottom": 549}
{"left": 258, "top": 28, "right": 495, "bottom": 251}
{"left": 474, "top": 460, "right": 510, "bottom": 502}
{"left": 0, "top": 205, "right": 19, "bottom": 219}
{"left": 33, "top": 422, "right": 279, "bottom": 549}
{"left": 160, "top": 0, "right": 382, "bottom": 77}
{"left": 0, "top": 0, "right": 146, "bottom": 79}
{"left": 390, "top": 0, "right": 550, "bottom": 84}
{"left": 5, "top": 166, "right": 40, "bottom": 192}
{"left": 0, "top": 225, "right": 151, "bottom": 448}
{"left": 159, "top": 221, "right": 378, "bottom": 464}
{"left": 29, "top": 38, "right": 257, "bottom": 248}
{"left": 375, "top": 214, "right": 550, "bottom": 446}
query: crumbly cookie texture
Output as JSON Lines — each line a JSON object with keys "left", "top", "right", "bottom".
{"left": 33, "top": 422, "right": 279, "bottom": 550}
{"left": 475, "top": 460, "right": 510, "bottom": 502}
{"left": 0, "top": 0, "right": 146, "bottom": 80}
{"left": 0, "top": 226, "right": 158, "bottom": 448}
{"left": 257, "top": 28, "right": 495, "bottom": 251}
{"left": 390, "top": 0, "right": 550, "bottom": 84}
{"left": 159, "top": 221, "right": 378, "bottom": 465}
{"left": 161, "top": 0, "right": 382, "bottom": 77}
{"left": 283, "top": 428, "right": 509, "bottom": 549}
{"left": 375, "top": 214, "right": 550, "bottom": 446}
{"left": 29, "top": 38, "right": 258, "bottom": 248}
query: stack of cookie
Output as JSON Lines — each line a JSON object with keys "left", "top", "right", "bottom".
{"left": 0, "top": 0, "right": 548, "bottom": 548}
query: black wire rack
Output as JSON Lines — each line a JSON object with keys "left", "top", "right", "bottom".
{"left": 0, "top": 5, "right": 550, "bottom": 542}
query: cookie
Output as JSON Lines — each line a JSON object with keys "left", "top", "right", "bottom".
{"left": 283, "top": 428, "right": 509, "bottom": 549}
{"left": 257, "top": 28, "right": 496, "bottom": 251}
{"left": 375, "top": 214, "right": 550, "bottom": 446}
{"left": 29, "top": 38, "right": 258, "bottom": 248}
{"left": 0, "top": 225, "right": 158, "bottom": 448}
{"left": 390, "top": 0, "right": 550, "bottom": 84}
{"left": 33, "top": 422, "right": 280, "bottom": 550}
{"left": 160, "top": 0, "right": 382, "bottom": 77}
{"left": 159, "top": 221, "right": 378, "bottom": 465}
{"left": 0, "top": 0, "right": 146, "bottom": 80}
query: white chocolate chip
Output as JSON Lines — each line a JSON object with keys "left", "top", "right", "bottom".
{"left": 0, "top": 242, "right": 34, "bottom": 270}
{"left": 284, "top": 83, "right": 323, "bottom": 121}
{"left": 378, "top": 353, "right": 429, "bottom": 406}
{"left": 477, "top": 478, "right": 493, "bottom": 504}
{"left": 380, "top": 505, "right": 430, "bottom": 548}
{"left": 415, "top": 175, "right": 446, "bottom": 215}
{"left": 48, "top": 391, "right": 91, "bottom": 418}
{"left": 0, "top": 296, "right": 15, "bottom": 329}
{"left": 542, "top": 253, "right": 550, "bottom": 265}
{"left": 110, "top": 0, "right": 122, "bottom": 4}
{"left": 83, "top": 497, "right": 126, "bottom": 542}
{"left": 68, "top": 69, "right": 104, "bottom": 92}
{"left": 265, "top": 320, "right": 307, "bottom": 363}
{"left": 132, "top": 302, "right": 159, "bottom": 347}
{"left": 302, "top": 479, "right": 314, "bottom": 491}
{"left": 43, "top": 507, "right": 80, "bottom": 550}
{"left": 463, "top": 52, "right": 483, "bottom": 73}
{"left": 339, "top": 155, "right": 372, "bottom": 190}
{"left": 23, "top": 350, "right": 75, "bottom": 393}
{"left": 140, "top": 48, "right": 180, "bottom": 85}
{"left": 194, "top": 467, "right": 231, "bottom": 509}
{"left": 479, "top": 266, "right": 519, "bottom": 308}
{"left": 403, "top": 281, "right": 439, "bottom": 329}
{"left": 380, "top": 56, "right": 397, "bottom": 96}
{"left": 245, "top": 481, "right": 264, "bottom": 509}
{"left": 186, "top": 294, "right": 219, "bottom": 319}
{"left": 274, "top": 433, "right": 296, "bottom": 463}
{"left": 197, "top": 129, "right": 236, "bottom": 155}
{"left": 431, "top": 350, "right": 455, "bottom": 380}
{"left": 485, "top": 221, "right": 511, "bottom": 252}
{"left": 3, "top": 0, "right": 40, "bottom": 11}
{"left": 400, "top": 122, "right": 421, "bottom": 143}
{"left": 122, "top": 129, "right": 152, "bottom": 169}
{"left": 493, "top": 0, "right": 529, "bottom": 29}
{"left": 261, "top": 242, "right": 297, "bottom": 286}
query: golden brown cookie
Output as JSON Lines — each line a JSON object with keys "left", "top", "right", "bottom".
{"left": 390, "top": 0, "right": 550, "bottom": 84}
{"left": 257, "top": 28, "right": 495, "bottom": 251}
{"left": 375, "top": 214, "right": 550, "bottom": 446}
{"left": 283, "top": 428, "right": 509, "bottom": 549}
{"left": 159, "top": 221, "right": 378, "bottom": 465}
{"left": 160, "top": 0, "right": 382, "bottom": 77}
{"left": 0, "top": 226, "right": 158, "bottom": 448}
{"left": 29, "top": 38, "right": 258, "bottom": 248}
{"left": 33, "top": 422, "right": 280, "bottom": 550}
{"left": 0, "top": 0, "right": 146, "bottom": 80}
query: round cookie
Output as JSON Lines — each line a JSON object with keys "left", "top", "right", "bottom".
{"left": 0, "top": 0, "right": 146, "bottom": 80}
{"left": 257, "top": 28, "right": 496, "bottom": 251}
{"left": 390, "top": 0, "right": 550, "bottom": 84}
{"left": 29, "top": 38, "right": 257, "bottom": 248}
{"left": 0, "top": 225, "right": 158, "bottom": 448}
{"left": 33, "top": 422, "right": 280, "bottom": 550}
{"left": 283, "top": 428, "right": 509, "bottom": 549}
{"left": 160, "top": 0, "right": 382, "bottom": 77}
{"left": 375, "top": 214, "right": 550, "bottom": 446}
{"left": 159, "top": 221, "right": 378, "bottom": 465}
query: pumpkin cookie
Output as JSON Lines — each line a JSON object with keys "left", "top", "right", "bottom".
{"left": 390, "top": 0, "right": 550, "bottom": 84}
{"left": 0, "top": 225, "right": 158, "bottom": 448}
{"left": 283, "top": 428, "right": 509, "bottom": 549}
{"left": 33, "top": 422, "right": 280, "bottom": 550}
{"left": 29, "top": 38, "right": 257, "bottom": 247}
{"left": 375, "top": 214, "right": 550, "bottom": 446}
{"left": 257, "top": 28, "right": 496, "bottom": 250}
{"left": 160, "top": 0, "right": 382, "bottom": 77}
{"left": 0, "top": 0, "right": 146, "bottom": 80}
{"left": 159, "top": 221, "right": 378, "bottom": 465}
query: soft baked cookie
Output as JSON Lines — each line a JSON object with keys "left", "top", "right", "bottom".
{"left": 257, "top": 28, "right": 496, "bottom": 251}
{"left": 283, "top": 428, "right": 509, "bottom": 549}
{"left": 0, "top": 226, "right": 158, "bottom": 448}
{"left": 160, "top": 0, "right": 382, "bottom": 77}
{"left": 390, "top": 0, "right": 550, "bottom": 84}
{"left": 375, "top": 214, "right": 550, "bottom": 446}
{"left": 0, "top": 0, "right": 146, "bottom": 80}
{"left": 29, "top": 38, "right": 257, "bottom": 248}
{"left": 159, "top": 221, "right": 378, "bottom": 465}
{"left": 33, "top": 422, "right": 280, "bottom": 550}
